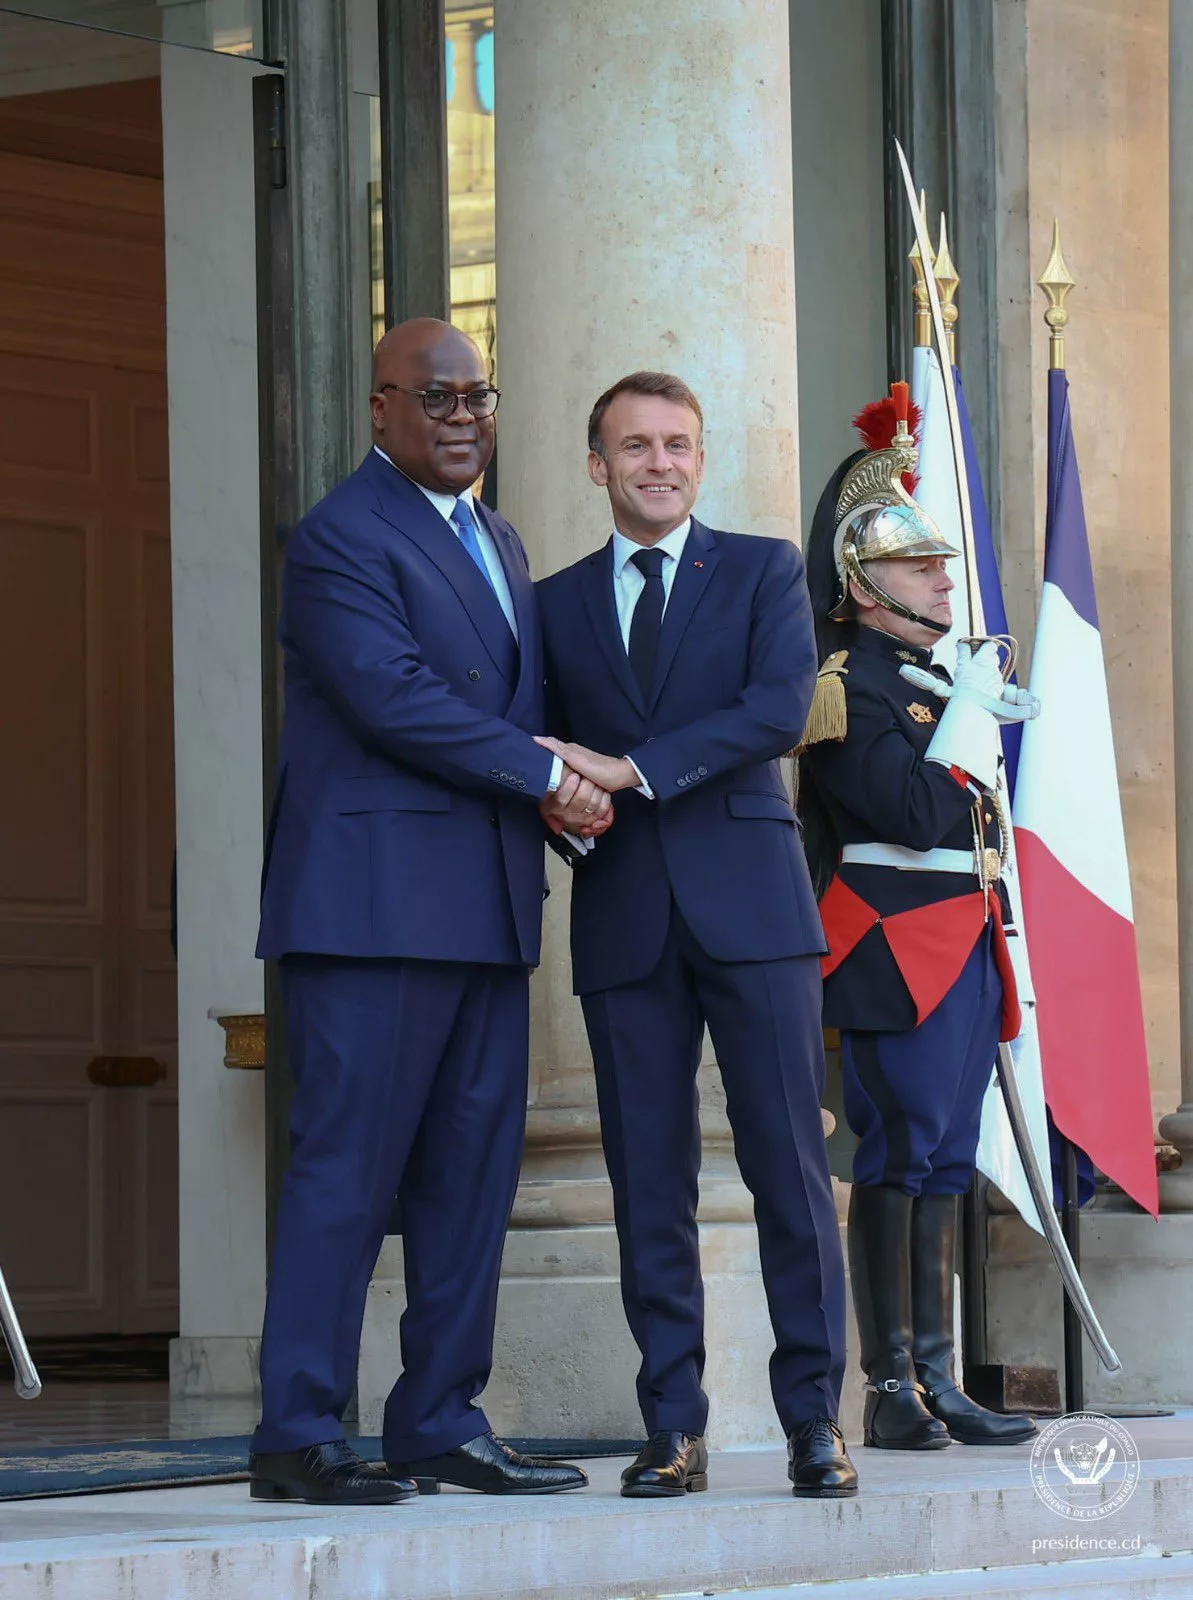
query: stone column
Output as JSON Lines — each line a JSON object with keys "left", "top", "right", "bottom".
{"left": 1161, "top": 0, "right": 1193, "bottom": 1209}
{"left": 495, "top": 0, "right": 853, "bottom": 1448}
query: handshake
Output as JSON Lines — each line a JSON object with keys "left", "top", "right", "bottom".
{"left": 533, "top": 737, "right": 643, "bottom": 839}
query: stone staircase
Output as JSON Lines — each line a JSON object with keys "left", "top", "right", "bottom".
{"left": 1, "top": 1420, "right": 1189, "bottom": 1600}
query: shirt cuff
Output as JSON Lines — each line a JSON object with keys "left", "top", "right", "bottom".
{"left": 546, "top": 754, "right": 564, "bottom": 795}
{"left": 627, "top": 756, "right": 654, "bottom": 799}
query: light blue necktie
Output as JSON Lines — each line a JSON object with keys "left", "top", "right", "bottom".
{"left": 451, "top": 498, "right": 497, "bottom": 595}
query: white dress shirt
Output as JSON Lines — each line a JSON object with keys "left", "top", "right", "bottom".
{"left": 611, "top": 518, "right": 692, "bottom": 648}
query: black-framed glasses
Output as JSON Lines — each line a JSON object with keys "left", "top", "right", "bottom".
{"left": 378, "top": 383, "right": 501, "bottom": 420}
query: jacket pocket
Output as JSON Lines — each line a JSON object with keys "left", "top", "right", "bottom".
{"left": 335, "top": 774, "right": 451, "bottom": 813}
{"left": 726, "top": 791, "right": 796, "bottom": 823}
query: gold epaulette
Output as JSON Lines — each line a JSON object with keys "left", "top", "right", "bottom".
{"left": 792, "top": 650, "right": 849, "bottom": 754}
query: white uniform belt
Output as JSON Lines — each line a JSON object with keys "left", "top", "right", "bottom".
{"left": 841, "top": 844, "right": 980, "bottom": 874}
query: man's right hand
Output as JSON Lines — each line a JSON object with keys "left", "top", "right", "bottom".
{"left": 541, "top": 766, "right": 614, "bottom": 838}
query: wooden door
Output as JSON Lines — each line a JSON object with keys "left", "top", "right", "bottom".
{"left": 0, "top": 79, "right": 177, "bottom": 1335}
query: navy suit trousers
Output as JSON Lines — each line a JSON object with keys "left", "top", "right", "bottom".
{"left": 251, "top": 955, "right": 528, "bottom": 1461}
{"left": 581, "top": 906, "right": 846, "bottom": 1436}
{"left": 841, "top": 926, "right": 1003, "bottom": 1195}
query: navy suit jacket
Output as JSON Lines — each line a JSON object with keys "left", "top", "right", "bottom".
{"left": 257, "top": 450, "right": 555, "bottom": 967}
{"left": 537, "top": 519, "right": 826, "bottom": 995}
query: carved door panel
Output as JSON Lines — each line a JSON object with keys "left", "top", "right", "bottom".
{"left": 0, "top": 84, "right": 177, "bottom": 1335}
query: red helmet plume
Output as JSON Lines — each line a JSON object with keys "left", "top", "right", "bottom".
{"left": 851, "top": 393, "right": 921, "bottom": 496}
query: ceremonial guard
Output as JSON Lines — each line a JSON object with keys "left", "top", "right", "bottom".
{"left": 797, "top": 386, "right": 1037, "bottom": 1450}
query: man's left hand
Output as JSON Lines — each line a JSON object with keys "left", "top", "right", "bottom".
{"left": 536, "top": 738, "right": 640, "bottom": 794}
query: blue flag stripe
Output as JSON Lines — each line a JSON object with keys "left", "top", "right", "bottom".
{"left": 1044, "top": 370, "right": 1101, "bottom": 630}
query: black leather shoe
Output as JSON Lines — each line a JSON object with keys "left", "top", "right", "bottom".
{"left": 250, "top": 1440, "right": 416, "bottom": 1505}
{"left": 911, "top": 1194, "right": 1037, "bottom": 1446}
{"left": 386, "top": 1431, "right": 588, "bottom": 1495}
{"left": 788, "top": 1417, "right": 858, "bottom": 1498}
{"left": 620, "top": 1431, "right": 708, "bottom": 1498}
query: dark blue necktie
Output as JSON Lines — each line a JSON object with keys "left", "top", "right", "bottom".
{"left": 451, "top": 498, "right": 497, "bottom": 594}
{"left": 628, "top": 547, "right": 666, "bottom": 695}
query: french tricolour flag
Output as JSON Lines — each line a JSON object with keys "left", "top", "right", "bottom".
{"left": 1013, "top": 369, "right": 1159, "bottom": 1217}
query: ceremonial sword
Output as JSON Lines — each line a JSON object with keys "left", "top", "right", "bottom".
{"left": 892, "top": 138, "right": 1120, "bottom": 1375}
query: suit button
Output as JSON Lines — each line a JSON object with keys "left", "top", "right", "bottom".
{"left": 490, "top": 768, "right": 500, "bottom": 779}
{"left": 677, "top": 776, "right": 688, "bottom": 788}
{"left": 469, "top": 668, "right": 482, "bottom": 681}
{"left": 697, "top": 765, "right": 707, "bottom": 777}
{"left": 490, "top": 812, "right": 499, "bottom": 827}
{"left": 517, "top": 778, "right": 526, "bottom": 789}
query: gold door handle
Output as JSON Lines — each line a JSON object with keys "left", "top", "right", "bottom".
{"left": 86, "top": 1054, "right": 168, "bottom": 1088}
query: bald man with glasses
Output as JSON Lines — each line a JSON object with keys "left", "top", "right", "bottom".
{"left": 251, "top": 318, "right": 603, "bottom": 1505}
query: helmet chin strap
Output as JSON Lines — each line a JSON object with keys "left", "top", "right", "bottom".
{"left": 846, "top": 556, "right": 950, "bottom": 637}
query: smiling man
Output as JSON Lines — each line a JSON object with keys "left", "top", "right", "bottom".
{"left": 249, "top": 318, "right": 601, "bottom": 1505}
{"left": 534, "top": 371, "right": 856, "bottom": 1501}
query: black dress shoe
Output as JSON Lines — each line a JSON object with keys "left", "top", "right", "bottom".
{"left": 386, "top": 1431, "right": 588, "bottom": 1495}
{"left": 787, "top": 1417, "right": 859, "bottom": 1499}
{"left": 620, "top": 1431, "right": 708, "bottom": 1498}
{"left": 250, "top": 1440, "right": 417, "bottom": 1505}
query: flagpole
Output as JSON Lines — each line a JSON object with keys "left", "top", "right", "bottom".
{"left": 929, "top": 213, "right": 993, "bottom": 1380}
{"left": 1038, "top": 217, "right": 1084, "bottom": 1413}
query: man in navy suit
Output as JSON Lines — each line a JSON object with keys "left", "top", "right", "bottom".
{"left": 250, "top": 318, "right": 603, "bottom": 1505}
{"left": 535, "top": 372, "right": 856, "bottom": 1499}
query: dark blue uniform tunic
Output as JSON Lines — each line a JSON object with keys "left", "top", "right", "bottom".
{"left": 800, "top": 626, "right": 1008, "bottom": 1195}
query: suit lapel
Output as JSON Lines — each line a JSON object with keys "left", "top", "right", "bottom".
{"left": 649, "top": 518, "right": 720, "bottom": 709}
{"left": 364, "top": 452, "right": 518, "bottom": 683}
{"left": 579, "top": 540, "right": 645, "bottom": 717}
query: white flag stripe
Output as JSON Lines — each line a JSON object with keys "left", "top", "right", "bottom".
{"left": 974, "top": 765, "right": 1049, "bottom": 1234}
{"left": 1013, "top": 582, "right": 1135, "bottom": 922}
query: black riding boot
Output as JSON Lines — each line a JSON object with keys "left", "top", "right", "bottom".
{"left": 911, "top": 1193, "right": 1037, "bottom": 1445}
{"left": 849, "top": 1184, "right": 950, "bottom": 1450}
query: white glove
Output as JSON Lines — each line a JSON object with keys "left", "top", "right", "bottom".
{"left": 900, "top": 642, "right": 1040, "bottom": 724}
{"left": 906, "top": 642, "right": 1037, "bottom": 793}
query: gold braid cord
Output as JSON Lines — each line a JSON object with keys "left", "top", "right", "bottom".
{"left": 792, "top": 651, "right": 849, "bottom": 755}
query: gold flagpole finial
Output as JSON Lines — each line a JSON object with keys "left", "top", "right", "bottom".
{"left": 934, "top": 212, "right": 960, "bottom": 365}
{"left": 1037, "top": 217, "right": 1075, "bottom": 370}
{"left": 909, "top": 189, "right": 935, "bottom": 348}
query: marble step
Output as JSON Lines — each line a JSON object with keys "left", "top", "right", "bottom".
{"left": 1, "top": 1429, "right": 1190, "bottom": 1600}
{"left": 693, "top": 1552, "right": 1193, "bottom": 1598}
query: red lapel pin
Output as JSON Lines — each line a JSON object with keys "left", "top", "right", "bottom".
{"left": 694, "top": 560, "right": 704, "bottom": 568}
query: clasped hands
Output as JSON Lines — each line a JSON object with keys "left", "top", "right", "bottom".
{"left": 535, "top": 737, "right": 642, "bottom": 839}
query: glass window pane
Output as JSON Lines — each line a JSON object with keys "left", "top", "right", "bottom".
{"left": 446, "top": 2, "right": 495, "bottom": 376}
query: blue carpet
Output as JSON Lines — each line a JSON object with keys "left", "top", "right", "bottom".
{"left": 0, "top": 1436, "right": 645, "bottom": 1500}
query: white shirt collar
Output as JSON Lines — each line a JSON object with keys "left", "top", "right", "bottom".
{"left": 612, "top": 517, "right": 692, "bottom": 578}
{"left": 373, "top": 444, "right": 475, "bottom": 524}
